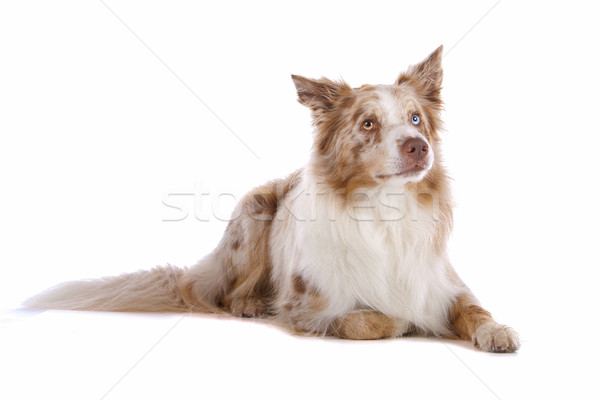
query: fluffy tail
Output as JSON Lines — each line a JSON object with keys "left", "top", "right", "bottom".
{"left": 23, "top": 265, "right": 217, "bottom": 313}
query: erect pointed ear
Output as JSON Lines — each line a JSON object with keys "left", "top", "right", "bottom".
{"left": 291, "top": 74, "right": 350, "bottom": 111}
{"left": 396, "top": 45, "right": 444, "bottom": 103}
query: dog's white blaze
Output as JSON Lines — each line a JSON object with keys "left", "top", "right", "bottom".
{"left": 375, "top": 85, "right": 434, "bottom": 183}
{"left": 376, "top": 86, "right": 406, "bottom": 126}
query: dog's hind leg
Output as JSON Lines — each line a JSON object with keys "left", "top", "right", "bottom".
{"left": 181, "top": 175, "right": 300, "bottom": 317}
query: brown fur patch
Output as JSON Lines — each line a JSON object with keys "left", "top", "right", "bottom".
{"left": 292, "top": 274, "right": 306, "bottom": 294}
{"left": 276, "top": 274, "right": 329, "bottom": 333}
{"left": 329, "top": 311, "right": 397, "bottom": 340}
{"left": 449, "top": 292, "right": 494, "bottom": 340}
{"left": 309, "top": 85, "right": 383, "bottom": 196}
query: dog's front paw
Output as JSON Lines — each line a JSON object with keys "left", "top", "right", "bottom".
{"left": 472, "top": 322, "right": 520, "bottom": 353}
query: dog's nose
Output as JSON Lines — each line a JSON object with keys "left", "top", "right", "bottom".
{"left": 401, "top": 137, "right": 429, "bottom": 162}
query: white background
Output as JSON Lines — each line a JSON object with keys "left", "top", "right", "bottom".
{"left": 1, "top": 1, "right": 599, "bottom": 399}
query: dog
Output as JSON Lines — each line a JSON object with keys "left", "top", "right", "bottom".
{"left": 25, "top": 46, "right": 520, "bottom": 353}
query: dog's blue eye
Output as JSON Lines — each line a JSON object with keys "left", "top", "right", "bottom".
{"left": 411, "top": 115, "right": 420, "bottom": 125}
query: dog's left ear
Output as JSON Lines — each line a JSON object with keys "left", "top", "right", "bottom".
{"left": 397, "top": 45, "right": 444, "bottom": 104}
{"left": 291, "top": 74, "right": 350, "bottom": 112}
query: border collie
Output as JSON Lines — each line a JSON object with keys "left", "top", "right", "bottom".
{"left": 26, "top": 46, "right": 520, "bottom": 353}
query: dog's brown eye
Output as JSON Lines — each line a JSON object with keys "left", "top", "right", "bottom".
{"left": 362, "top": 120, "right": 375, "bottom": 131}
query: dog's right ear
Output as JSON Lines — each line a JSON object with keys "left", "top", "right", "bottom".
{"left": 396, "top": 45, "right": 444, "bottom": 105}
{"left": 291, "top": 75, "right": 350, "bottom": 112}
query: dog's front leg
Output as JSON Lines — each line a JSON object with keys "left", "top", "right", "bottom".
{"left": 328, "top": 311, "right": 410, "bottom": 340}
{"left": 450, "top": 292, "right": 520, "bottom": 353}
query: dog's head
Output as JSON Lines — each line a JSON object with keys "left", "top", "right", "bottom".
{"left": 292, "top": 46, "right": 445, "bottom": 195}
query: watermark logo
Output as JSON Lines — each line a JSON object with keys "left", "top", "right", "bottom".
{"left": 162, "top": 182, "right": 441, "bottom": 223}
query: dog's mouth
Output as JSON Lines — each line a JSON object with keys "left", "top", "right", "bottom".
{"left": 376, "top": 165, "right": 426, "bottom": 179}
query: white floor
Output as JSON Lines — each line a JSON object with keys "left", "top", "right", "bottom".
{"left": 2, "top": 1, "right": 599, "bottom": 399}
{"left": 0, "top": 307, "right": 591, "bottom": 400}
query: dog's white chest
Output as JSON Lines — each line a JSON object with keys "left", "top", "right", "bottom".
{"left": 293, "top": 183, "right": 458, "bottom": 333}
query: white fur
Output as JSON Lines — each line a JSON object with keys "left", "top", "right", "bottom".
{"left": 374, "top": 86, "right": 434, "bottom": 181}
{"left": 23, "top": 266, "right": 189, "bottom": 312}
{"left": 271, "top": 169, "right": 461, "bottom": 334}
{"left": 376, "top": 86, "right": 406, "bottom": 126}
